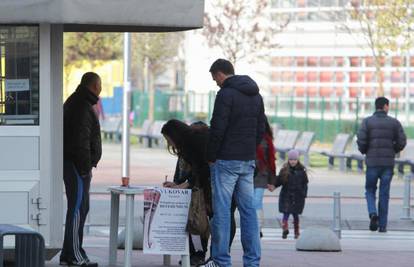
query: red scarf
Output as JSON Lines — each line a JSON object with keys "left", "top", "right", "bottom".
{"left": 256, "top": 133, "right": 276, "bottom": 174}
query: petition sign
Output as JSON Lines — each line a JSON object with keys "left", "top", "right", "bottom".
{"left": 143, "top": 188, "right": 191, "bottom": 255}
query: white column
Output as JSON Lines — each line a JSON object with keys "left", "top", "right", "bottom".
{"left": 39, "top": 23, "right": 64, "bottom": 248}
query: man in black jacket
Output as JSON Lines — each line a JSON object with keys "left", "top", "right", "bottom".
{"left": 357, "top": 97, "right": 406, "bottom": 233}
{"left": 200, "top": 59, "right": 264, "bottom": 267}
{"left": 60, "top": 72, "right": 102, "bottom": 266}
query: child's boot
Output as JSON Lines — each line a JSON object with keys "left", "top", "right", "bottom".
{"left": 282, "top": 220, "right": 289, "bottom": 239}
{"left": 294, "top": 220, "right": 300, "bottom": 239}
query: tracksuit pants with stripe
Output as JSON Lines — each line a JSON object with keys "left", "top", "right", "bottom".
{"left": 61, "top": 160, "right": 91, "bottom": 263}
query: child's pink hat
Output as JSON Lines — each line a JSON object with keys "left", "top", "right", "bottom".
{"left": 288, "top": 149, "right": 299, "bottom": 160}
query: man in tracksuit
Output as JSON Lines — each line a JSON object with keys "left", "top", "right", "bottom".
{"left": 60, "top": 72, "right": 102, "bottom": 266}
{"left": 357, "top": 97, "right": 406, "bottom": 233}
{"left": 200, "top": 59, "right": 265, "bottom": 267}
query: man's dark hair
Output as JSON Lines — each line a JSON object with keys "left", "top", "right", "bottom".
{"left": 80, "top": 72, "right": 100, "bottom": 88}
{"left": 375, "top": 97, "right": 389, "bottom": 110}
{"left": 209, "top": 59, "right": 235, "bottom": 75}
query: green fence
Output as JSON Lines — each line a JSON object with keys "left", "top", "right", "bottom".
{"left": 129, "top": 90, "right": 414, "bottom": 143}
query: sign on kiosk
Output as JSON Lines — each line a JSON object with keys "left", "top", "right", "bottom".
{"left": 143, "top": 188, "right": 191, "bottom": 255}
{"left": 5, "top": 79, "right": 30, "bottom": 92}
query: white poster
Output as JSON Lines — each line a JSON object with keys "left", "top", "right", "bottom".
{"left": 5, "top": 79, "right": 30, "bottom": 92}
{"left": 143, "top": 188, "right": 191, "bottom": 255}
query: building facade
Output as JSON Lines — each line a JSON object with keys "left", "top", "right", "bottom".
{"left": 269, "top": 0, "right": 414, "bottom": 99}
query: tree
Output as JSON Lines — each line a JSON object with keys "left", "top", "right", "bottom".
{"left": 203, "top": 0, "right": 288, "bottom": 65}
{"left": 131, "top": 33, "right": 184, "bottom": 121}
{"left": 346, "top": 0, "right": 414, "bottom": 96}
{"left": 64, "top": 32, "right": 123, "bottom": 94}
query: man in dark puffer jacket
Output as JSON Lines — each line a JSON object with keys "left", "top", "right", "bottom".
{"left": 61, "top": 72, "right": 102, "bottom": 267}
{"left": 357, "top": 97, "right": 406, "bottom": 233}
{"left": 202, "top": 59, "right": 264, "bottom": 267}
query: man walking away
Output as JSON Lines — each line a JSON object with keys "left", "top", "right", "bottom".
{"left": 200, "top": 59, "right": 265, "bottom": 267}
{"left": 61, "top": 72, "right": 102, "bottom": 266}
{"left": 357, "top": 97, "right": 406, "bottom": 233}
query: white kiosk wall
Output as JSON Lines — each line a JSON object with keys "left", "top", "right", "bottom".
{"left": 0, "top": 24, "right": 63, "bottom": 249}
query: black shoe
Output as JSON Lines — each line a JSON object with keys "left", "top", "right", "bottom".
{"left": 190, "top": 251, "right": 206, "bottom": 266}
{"left": 59, "top": 260, "right": 97, "bottom": 267}
{"left": 378, "top": 227, "right": 387, "bottom": 233}
{"left": 369, "top": 213, "right": 378, "bottom": 231}
{"left": 282, "top": 229, "right": 289, "bottom": 239}
{"left": 260, "top": 231, "right": 263, "bottom": 238}
{"left": 197, "top": 258, "right": 220, "bottom": 267}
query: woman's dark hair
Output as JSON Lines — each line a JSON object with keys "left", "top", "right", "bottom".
{"left": 161, "top": 119, "right": 192, "bottom": 156}
{"left": 279, "top": 161, "right": 306, "bottom": 184}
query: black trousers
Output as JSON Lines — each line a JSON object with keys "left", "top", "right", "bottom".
{"left": 61, "top": 160, "right": 91, "bottom": 263}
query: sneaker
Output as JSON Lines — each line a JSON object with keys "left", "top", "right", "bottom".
{"left": 60, "top": 261, "right": 98, "bottom": 267}
{"left": 260, "top": 231, "right": 263, "bottom": 238}
{"left": 378, "top": 227, "right": 387, "bottom": 233}
{"left": 197, "top": 258, "right": 220, "bottom": 267}
{"left": 369, "top": 213, "right": 378, "bottom": 231}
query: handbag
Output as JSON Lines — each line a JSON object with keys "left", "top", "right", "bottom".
{"left": 186, "top": 186, "right": 210, "bottom": 238}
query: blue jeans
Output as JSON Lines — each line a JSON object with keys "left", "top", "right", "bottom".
{"left": 210, "top": 160, "right": 261, "bottom": 267}
{"left": 253, "top": 188, "right": 265, "bottom": 210}
{"left": 365, "top": 166, "right": 394, "bottom": 228}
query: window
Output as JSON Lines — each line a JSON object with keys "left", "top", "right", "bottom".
{"left": 0, "top": 26, "right": 39, "bottom": 125}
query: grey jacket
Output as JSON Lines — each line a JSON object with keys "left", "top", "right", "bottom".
{"left": 357, "top": 110, "right": 406, "bottom": 167}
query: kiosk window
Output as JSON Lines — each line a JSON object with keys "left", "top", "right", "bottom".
{"left": 0, "top": 26, "right": 39, "bottom": 125}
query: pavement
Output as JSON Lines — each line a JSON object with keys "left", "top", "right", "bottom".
{"left": 44, "top": 143, "right": 414, "bottom": 266}
{"left": 45, "top": 228, "right": 414, "bottom": 267}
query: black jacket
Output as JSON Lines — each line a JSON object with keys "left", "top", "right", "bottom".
{"left": 64, "top": 86, "right": 102, "bottom": 176}
{"left": 275, "top": 165, "right": 308, "bottom": 215}
{"left": 207, "top": 75, "right": 265, "bottom": 162}
{"left": 357, "top": 110, "right": 406, "bottom": 167}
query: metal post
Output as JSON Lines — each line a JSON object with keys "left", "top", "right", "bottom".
{"left": 289, "top": 95, "right": 294, "bottom": 128}
{"left": 405, "top": 53, "right": 410, "bottom": 125}
{"left": 180, "top": 255, "right": 190, "bottom": 267}
{"left": 122, "top": 32, "right": 131, "bottom": 181}
{"left": 401, "top": 174, "right": 412, "bottom": 220}
{"left": 305, "top": 95, "right": 309, "bottom": 131}
{"left": 124, "top": 194, "right": 135, "bottom": 267}
{"left": 333, "top": 192, "right": 341, "bottom": 239}
{"left": 163, "top": 255, "right": 171, "bottom": 266}
{"left": 109, "top": 192, "right": 120, "bottom": 265}
{"left": 320, "top": 97, "right": 325, "bottom": 142}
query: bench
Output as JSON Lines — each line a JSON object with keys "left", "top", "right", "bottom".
{"left": 0, "top": 224, "right": 45, "bottom": 267}
{"left": 148, "top": 120, "right": 166, "bottom": 148}
{"left": 345, "top": 138, "right": 365, "bottom": 173}
{"left": 131, "top": 120, "right": 153, "bottom": 146}
{"left": 101, "top": 116, "right": 122, "bottom": 142}
{"left": 395, "top": 139, "right": 414, "bottom": 177}
{"left": 319, "top": 133, "right": 350, "bottom": 171}
{"left": 275, "top": 130, "right": 300, "bottom": 160}
{"left": 294, "top": 131, "right": 315, "bottom": 167}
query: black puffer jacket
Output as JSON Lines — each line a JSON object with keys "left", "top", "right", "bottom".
{"left": 64, "top": 86, "right": 102, "bottom": 176}
{"left": 275, "top": 164, "right": 308, "bottom": 215}
{"left": 357, "top": 111, "right": 406, "bottom": 167}
{"left": 207, "top": 75, "right": 265, "bottom": 162}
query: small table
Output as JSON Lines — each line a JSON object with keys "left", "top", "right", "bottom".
{"left": 108, "top": 186, "right": 190, "bottom": 267}
{"left": 108, "top": 186, "right": 148, "bottom": 267}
